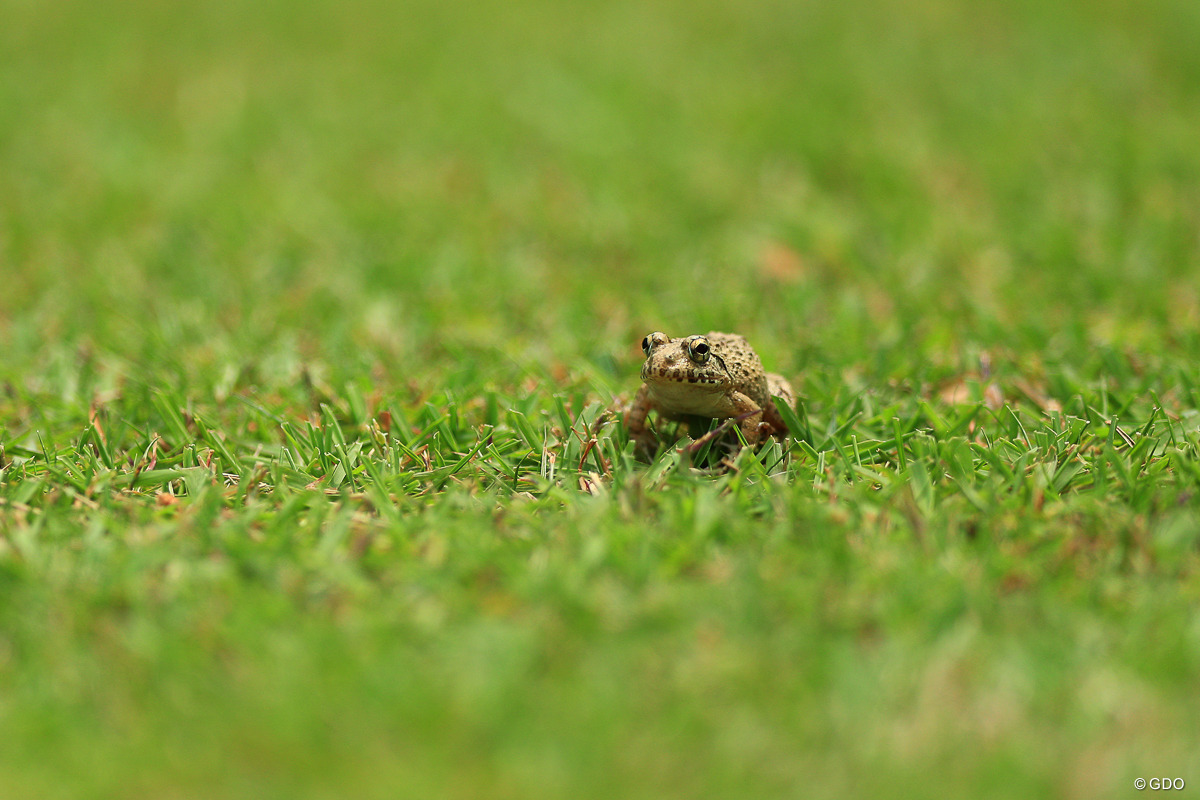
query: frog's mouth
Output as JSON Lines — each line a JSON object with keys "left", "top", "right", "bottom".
{"left": 641, "top": 353, "right": 733, "bottom": 387}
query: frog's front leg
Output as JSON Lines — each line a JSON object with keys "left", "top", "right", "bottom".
{"left": 727, "top": 391, "right": 768, "bottom": 446}
{"left": 624, "top": 383, "right": 660, "bottom": 454}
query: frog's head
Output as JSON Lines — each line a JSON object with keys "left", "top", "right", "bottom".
{"left": 639, "top": 332, "right": 731, "bottom": 391}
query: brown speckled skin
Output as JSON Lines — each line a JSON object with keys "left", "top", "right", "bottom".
{"left": 626, "top": 331, "right": 795, "bottom": 453}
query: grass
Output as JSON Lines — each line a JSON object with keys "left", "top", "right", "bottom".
{"left": 3, "top": 0, "right": 1200, "bottom": 797}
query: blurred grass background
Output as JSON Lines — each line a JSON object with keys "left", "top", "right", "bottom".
{"left": 5, "top": 0, "right": 1199, "bottom": 370}
{"left": 3, "top": 0, "right": 1200, "bottom": 797}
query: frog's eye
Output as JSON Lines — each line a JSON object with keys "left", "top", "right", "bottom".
{"left": 642, "top": 332, "right": 668, "bottom": 356}
{"left": 687, "top": 336, "right": 711, "bottom": 364}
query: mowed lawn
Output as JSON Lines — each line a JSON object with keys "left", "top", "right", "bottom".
{"left": 3, "top": 0, "right": 1200, "bottom": 797}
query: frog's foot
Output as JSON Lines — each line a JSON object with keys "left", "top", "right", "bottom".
{"left": 760, "top": 406, "right": 787, "bottom": 438}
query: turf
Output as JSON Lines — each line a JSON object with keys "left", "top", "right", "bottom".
{"left": 3, "top": 0, "right": 1200, "bottom": 797}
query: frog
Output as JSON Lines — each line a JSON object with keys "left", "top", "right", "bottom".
{"left": 625, "top": 331, "right": 796, "bottom": 454}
